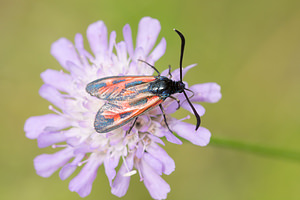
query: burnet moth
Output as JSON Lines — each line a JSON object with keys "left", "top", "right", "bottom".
{"left": 86, "top": 29, "right": 201, "bottom": 133}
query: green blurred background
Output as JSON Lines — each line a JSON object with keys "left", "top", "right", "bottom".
{"left": 1, "top": 0, "right": 300, "bottom": 199}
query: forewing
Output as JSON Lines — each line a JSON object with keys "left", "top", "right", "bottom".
{"left": 94, "top": 94, "right": 163, "bottom": 133}
{"left": 86, "top": 76, "right": 156, "bottom": 100}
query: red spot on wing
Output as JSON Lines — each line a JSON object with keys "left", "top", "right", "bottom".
{"left": 114, "top": 114, "right": 121, "bottom": 122}
{"left": 106, "top": 79, "right": 114, "bottom": 86}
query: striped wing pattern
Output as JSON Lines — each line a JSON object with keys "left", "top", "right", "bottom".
{"left": 86, "top": 76, "right": 156, "bottom": 100}
{"left": 86, "top": 76, "right": 163, "bottom": 133}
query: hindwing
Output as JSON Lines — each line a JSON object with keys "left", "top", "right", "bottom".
{"left": 94, "top": 94, "right": 163, "bottom": 133}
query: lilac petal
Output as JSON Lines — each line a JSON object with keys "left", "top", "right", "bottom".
{"left": 39, "top": 84, "right": 77, "bottom": 110}
{"left": 139, "top": 159, "right": 170, "bottom": 199}
{"left": 172, "top": 121, "right": 211, "bottom": 146}
{"left": 59, "top": 153, "right": 85, "bottom": 180}
{"left": 146, "top": 142, "right": 175, "bottom": 175}
{"left": 163, "top": 97, "right": 184, "bottom": 114}
{"left": 65, "top": 61, "right": 85, "bottom": 78}
{"left": 108, "top": 31, "right": 116, "bottom": 58}
{"left": 143, "top": 153, "right": 163, "bottom": 175}
{"left": 34, "top": 147, "right": 73, "bottom": 177}
{"left": 135, "top": 142, "right": 144, "bottom": 159}
{"left": 136, "top": 115, "right": 151, "bottom": 133}
{"left": 182, "top": 102, "right": 206, "bottom": 116}
{"left": 104, "top": 156, "right": 120, "bottom": 186}
{"left": 40, "top": 69, "right": 72, "bottom": 93}
{"left": 109, "top": 133, "right": 123, "bottom": 146}
{"left": 37, "top": 131, "right": 67, "bottom": 148}
{"left": 73, "top": 144, "right": 93, "bottom": 155}
{"left": 123, "top": 24, "right": 134, "bottom": 58}
{"left": 147, "top": 134, "right": 165, "bottom": 146}
{"left": 136, "top": 17, "right": 161, "bottom": 56}
{"left": 132, "top": 46, "right": 145, "bottom": 63}
{"left": 160, "top": 68, "right": 170, "bottom": 77}
{"left": 69, "top": 153, "right": 104, "bottom": 197}
{"left": 51, "top": 38, "right": 81, "bottom": 71}
{"left": 74, "top": 33, "right": 89, "bottom": 67}
{"left": 149, "top": 37, "right": 166, "bottom": 62}
{"left": 170, "top": 64, "right": 197, "bottom": 81}
{"left": 111, "top": 153, "right": 134, "bottom": 197}
{"left": 24, "top": 114, "right": 71, "bottom": 139}
{"left": 39, "top": 84, "right": 65, "bottom": 108}
{"left": 86, "top": 21, "right": 108, "bottom": 59}
{"left": 189, "top": 83, "right": 222, "bottom": 103}
{"left": 116, "top": 41, "right": 128, "bottom": 64}
{"left": 164, "top": 130, "right": 182, "bottom": 145}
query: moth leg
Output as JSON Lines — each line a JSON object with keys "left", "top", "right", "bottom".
{"left": 179, "top": 88, "right": 195, "bottom": 106}
{"left": 159, "top": 104, "right": 173, "bottom": 133}
{"left": 127, "top": 117, "right": 138, "bottom": 135}
{"left": 168, "top": 65, "right": 172, "bottom": 78}
{"left": 169, "top": 95, "right": 181, "bottom": 110}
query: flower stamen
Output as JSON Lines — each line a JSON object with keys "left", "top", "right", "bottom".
{"left": 77, "top": 159, "right": 89, "bottom": 166}
{"left": 48, "top": 105, "right": 62, "bottom": 115}
{"left": 52, "top": 144, "right": 68, "bottom": 148}
{"left": 122, "top": 155, "right": 137, "bottom": 177}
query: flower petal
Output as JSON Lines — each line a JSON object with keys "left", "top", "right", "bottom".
{"left": 164, "top": 130, "right": 182, "bottom": 145}
{"left": 86, "top": 21, "right": 108, "bottom": 60}
{"left": 37, "top": 131, "right": 67, "bottom": 148}
{"left": 139, "top": 158, "right": 170, "bottom": 199}
{"left": 34, "top": 147, "right": 73, "bottom": 177}
{"left": 39, "top": 84, "right": 65, "bottom": 108}
{"left": 136, "top": 17, "right": 161, "bottom": 56}
{"left": 104, "top": 155, "right": 120, "bottom": 186}
{"left": 189, "top": 83, "right": 222, "bottom": 103}
{"left": 108, "top": 31, "right": 116, "bottom": 58}
{"left": 143, "top": 153, "right": 163, "bottom": 175}
{"left": 172, "top": 121, "right": 211, "bottom": 146}
{"left": 39, "top": 84, "right": 76, "bottom": 110}
{"left": 24, "top": 114, "right": 71, "bottom": 139}
{"left": 135, "top": 142, "right": 144, "bottom": 159}
{"left": 69, "top": 153, "right": 104, "bottom": 197}
{"left": 74, "top": 33, "right": 90, "bottom": 67}
{"left": 149, "top": 37, "right": 166, "bottom": 62}
{"left": 59, "top": 153, "right": 85, "bottom": 180}
{"left": 115, "top": 41, "right": 128, "bottom": 66}
{"left": 51, "top": 38, "right": 81, "bottom": 71}
{"left": 123, "top": 24, "right": 134, "bottom": 58}
{"left": 146, "top": 142, "right": 175, "bottom": 175}
{"left": 161, "top": 64, "right": 197, "bottom": 82}
{"left": 40, "top": 69, "right": 72, "bottom": 93}
{"left": 111, "top": 153, "right": 134, "bottom": 197}
{"left": 182, "top": 102, "right": 206, "bottom": 116}
{"left": 169, "top": 64, "right": 197, "bottom": 81}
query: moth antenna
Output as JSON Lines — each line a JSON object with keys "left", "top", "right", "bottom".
{"left": 138, "top": 59, "right": 160, "bottom": 76}
{"left": 173, "top": 29, "right": 185, "bottom": 82}
{"left": 174, "top": 29, "right": 200, "bottom": 130}
{"left": 183, "top": 90, "right": 201, "bottom": 130}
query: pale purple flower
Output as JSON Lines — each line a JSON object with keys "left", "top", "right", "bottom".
{"left": 24, "top": 17, "right": 221, "bottom": 199}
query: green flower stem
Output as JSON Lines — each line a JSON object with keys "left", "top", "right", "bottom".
{"left": 210, "top": 137, "right": 300, "bottom": 162}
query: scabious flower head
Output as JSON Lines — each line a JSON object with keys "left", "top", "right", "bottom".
{"left": 24, "top": 17, "right": 221, "bottom": 199}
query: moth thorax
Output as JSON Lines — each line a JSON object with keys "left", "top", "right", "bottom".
{"left": 173, "top": 81, "right": 185, "bottom": 93}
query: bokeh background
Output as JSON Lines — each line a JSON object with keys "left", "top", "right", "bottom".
{"left": 1, "top": 0, "right": 300, "bottom": 199}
